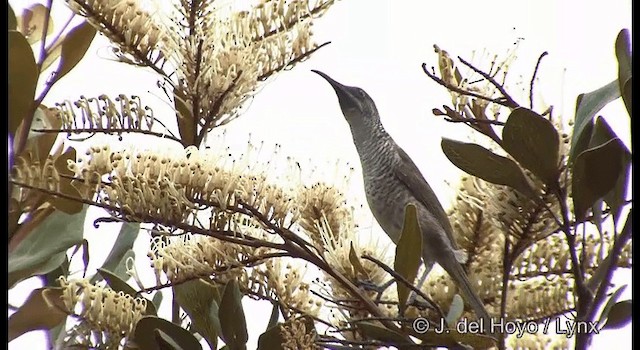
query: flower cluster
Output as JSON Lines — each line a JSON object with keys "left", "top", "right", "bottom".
{"left": 57, "top": 276, "right": 147, "bottom": 345}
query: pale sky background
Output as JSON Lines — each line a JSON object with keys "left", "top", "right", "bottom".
{"left": 9, "top": 0, "right": 632, "bottom": 349}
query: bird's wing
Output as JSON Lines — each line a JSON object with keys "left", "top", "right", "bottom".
{"left": 393, "top": 146, "right": 460, "bottom": 250}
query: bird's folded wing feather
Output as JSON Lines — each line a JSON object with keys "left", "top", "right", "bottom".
{"left": 393, "top": 146, "right": 459, "bottom": 250}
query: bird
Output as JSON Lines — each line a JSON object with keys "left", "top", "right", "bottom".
{"left": 312, "top": 70, "right": 494, "bottom": 334}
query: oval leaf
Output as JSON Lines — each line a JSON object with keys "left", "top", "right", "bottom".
{"left": 348, "top": 242, "right": 367, "bottom": 278}
{"left": 17, "top": 4, "right": 54, "bottom": 44}
{"left": 8, "top": 287, "right": 67, "bottom": 342}
{"left": 9, "top": 30, "right": 38, "bottom": 136}
{"left": 53, "top": 21, "right": 96, "bottom": 84}
{"left": 98, "top": 268, "right": 157, "bottom": 316}
{"left": 91, "top": 223, "right": 140, "bottom": 283}
{"left": 358, "top": 322, "right": 412, "bottom": 345}
{"left": 572, "top": 138, "right": 626, "bottom": 220}
{"left": 602, "top": 300, "right": 632, "bottom": 330}
{"left": 445, "top": 294, "right": 464, "bottom": 327}
{"left": 394, "top": 204, "right": 423, "bottom": 312}
{"left": 502, "top": 107, "right": 560, "bottom": 186}
{"left": 597, "top": 285, "right": 627, "bottom": 328}
{"left": 570, "top": 80, "right": 620, "bottom": 160}
{"left": 9, "top": 206, "right": 88, "bottom": 287}
{"left": 257, "top": 324, "right": 285, "bottom": 350}
{"left": 174, "top": 279, "right": 220, "bottom": 350}
{"left": 133, "top": 316, "right": 202, "bottom": 350}
{"left": 219, "top": 279, "right": 248, "bottom": 348}
{"left": 441, "top": 138, "right": 535, "bottom": 198}
{"left": 615, "top": 29, "right": 632, "bottom": 116}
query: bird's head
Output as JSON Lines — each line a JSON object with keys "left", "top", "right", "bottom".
{"left": 312, "top": 70, "right": 380, "bottom": 128}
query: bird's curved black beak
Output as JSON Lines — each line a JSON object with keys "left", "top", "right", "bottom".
{"left": 312, "top": 70, "right": 357, "bottom": 109}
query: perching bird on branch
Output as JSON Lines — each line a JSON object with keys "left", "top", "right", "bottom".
{"left": 313, "top": 70, "right": 493, "bottom": 331}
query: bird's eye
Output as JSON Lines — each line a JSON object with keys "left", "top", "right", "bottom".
{"left": 358, "top": 89, "right": 366, "bottom": 97}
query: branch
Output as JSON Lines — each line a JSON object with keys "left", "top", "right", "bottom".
{"left": 361, "top": 255, "right": 446, "bottom": 320}
{"left": 31, "top": 128, "right": 183, "bottom": 145}
{"left": 529, "top": 51, "right": 548, "bottom": 109}
{"left": 457, "top": 56, "right": 520, "bottom": 109}
{"left": 586, "top": 211, "right": 632, "bottom": 322}
{"left": 422, "top": 63, "right": 511, "bottom": 107}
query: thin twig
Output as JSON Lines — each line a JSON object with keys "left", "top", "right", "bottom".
{"left": 361, "top": 255, "right": 446, "bottom": 320}
{"left": 457, "top": 56, "right": 520, "bottom": 109}
{"left": 31, "top": 128, "right": 183, "bottom": 144}
{"left": 529, "top": 51, "right": 548, "bottom": 109}
{"left": 422, "top": 63, "right": 512, "bottom": 107}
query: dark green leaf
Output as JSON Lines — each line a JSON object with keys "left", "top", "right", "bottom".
{"left": 98, "top": 268, "right": 157, "bottom": 316}
{"left": 441, "top": 138, "right": 536, "bottom": 198}
{"left": 570, "top": 80, "right": 620, "bottom": 160}
{"left": 219, "top": 280, "right": 248, "bottom": 349}
{"left": 8, "top": 288, "right": 67, "bottom": 342}
{"left": 155, "top": 329, "right": 185, "bottom": 350}
{"left": 602, "top": 300, "right": 632, "bottom": 330}
{"left": 91, "top": 223, "right": 140, "bottom": 283}
{"left": 81, "top": 239, "right": 89, "bottom": 277}
{"left": 53, "top": 21, "right": 96, "bottom": 84}
{"left": 615, "top": 29, "right": 632, "bottom": 116}
{"left": 597, "top": 285, "right": 627, "bottom": 328}
{"left": 174, "top": 91, "right": 194, "bottom": 146}
{"left": 266, "top": 301, "right": 280, "bottom": 331}
{"left": 394, "top": 204, "right": 422, "bottom": 312}
{"left": 502, "top": 107, "right": 560, "bottom": 186}
{"left": 358, "top": 322, "right": 412, "bottom": 345}
{"left": 257, "top": 324, "right": 285, "bottom": 350}
{"left": 9, "top": 206, "right": 88, "bottom": 288}
{"left": 133, "top": 316, "right": 202, "bottom": 350}
{"left": 589, "top": 117, "right": 631, "bottom": 224}
{"left": 348, "top": 242, "right": 367, "bottom": 278}
{"left": 174, "top": 279, "right": 220, "bottom": 350}
{"left": 9, "top": 30, "right": 38, "bottom": 136}
{"left": 572, "top": 138, "right": 626, "bottom": 220}
{"left": 152, "top": 291, "right": 164, "bottom": 310}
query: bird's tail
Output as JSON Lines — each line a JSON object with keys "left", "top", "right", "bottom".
{"left": 439, "top": 256, "right": 498, "bottom": 339}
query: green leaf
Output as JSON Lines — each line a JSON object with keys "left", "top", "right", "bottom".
{"left": 266, "top": 301, "right": 280, "bottom": 331}
{"left": 8, "top": 30, "right": 38, "bottom": 136}
{"left": 348, "top": 242, "right": 367, "bottom": 278}
{"left": 441, "top": 138, "right": 536, "bottom": 198}
{"left": 589, "top": 117, "right": 631, "bottom": 224}
{"left": 219, "top": 279, "right": 248, "bottom": 349}
{"left": 133, "top": 316, "right": 203, "bottom": 350}
{"left": 52, "top": 21, "right": 96, "bottom": 84}
{"left": 570, "top": 80, "right": 620, "bottom": 160}
{"left": 152, "top": 291, "right": 164, "bottom": 310}
{"left": 615, "top": 29, "right": 632, "bottom": 116}
{"left": 597, "top": 285, "right": 627, "bottom": 328}
{"left": 17, "top": 4, "right": 54, "bottom": 45}
{"left": 174, "top": 91, "right": 194, "bottom": 146}
{"left": 8, "top": 3, "right": 17, "bottom": 30}
{"left": 394, "top": 204, "right": 423, "bottom": 312}
{"left": 257, "top": 324, "right": 285, "bottom": 350}
{"left": 155, "top": 329, "right": 186, "bottom": 350}
{"left": 445, "top": 294, "right": 464, "bottom": 327}
{"left": 602, "top": 300, "right": 632, "bottom": 330}
{"left": 258, "top": 317, "right": 314, "bottom": 350}
{"left": 358, "top": 322, "right": 412, "bottom": 345}
{"left": 174, "top": 279, "right": 221, "bottom": 350}
{"left": 98, "top": 268, "right": 157, "bottom": 316}
{"left": 9, "top": 206, "right": 88, "bottom": 288}
{"left": 572, "top": 138, "right": 626, "bottom": 220}
{"left": 91, "top": 223, "right": 140, "bottom": 283}
{"left": 8, "top": 288, "right": 67, "bottom": 342}
{"left": 502, "top": 108, "right": 560, "bottom": 186}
